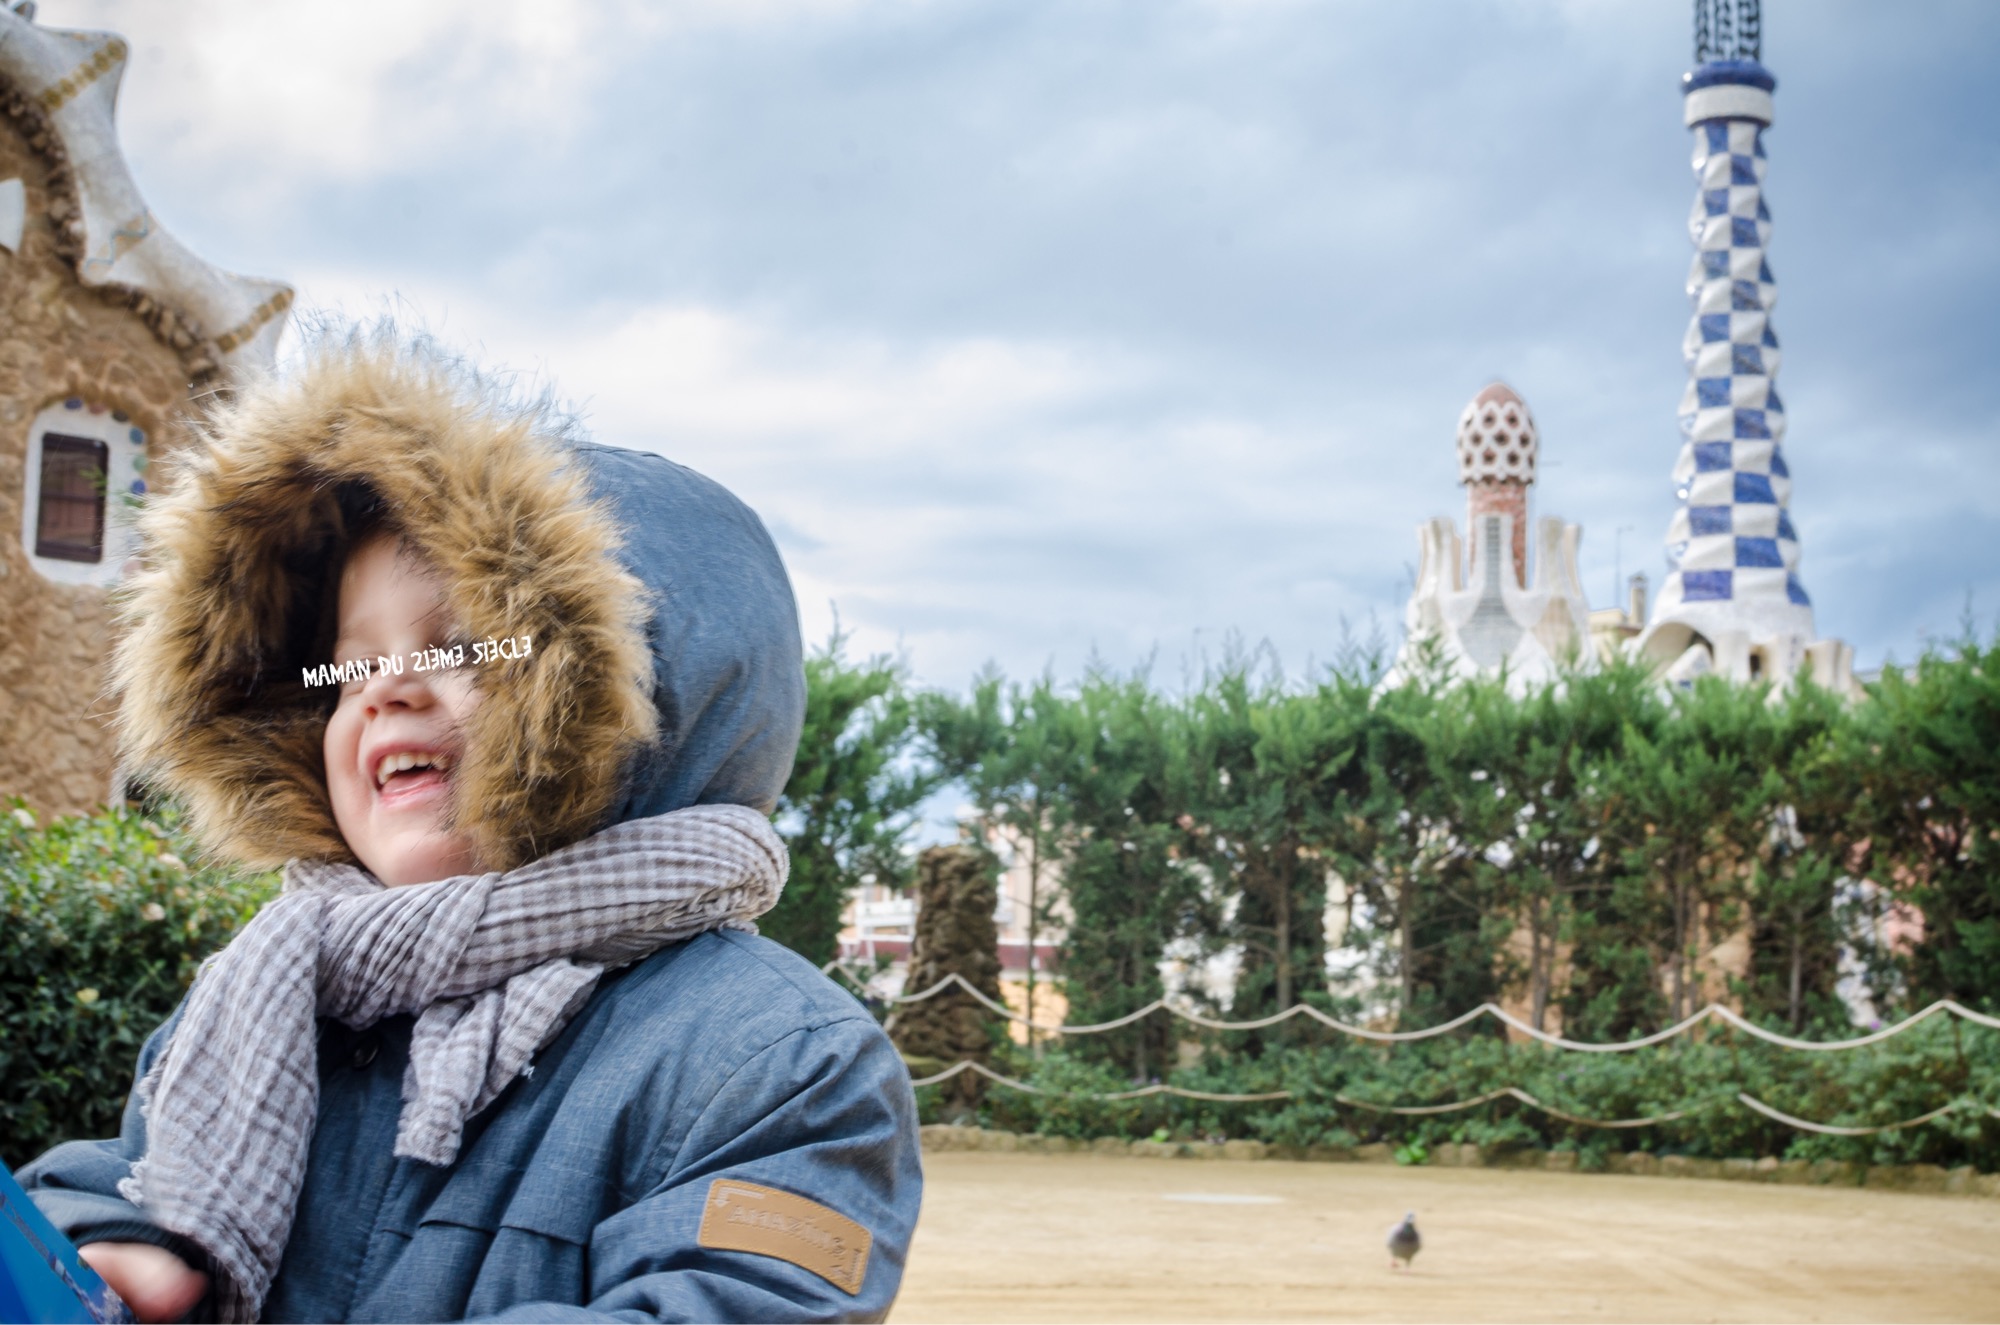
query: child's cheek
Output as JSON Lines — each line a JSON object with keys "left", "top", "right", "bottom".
{"left": 323, "top": 699, "right": 368, "bottom": 818}
{"left": 439, "top": 671, "right": 486, "bottom": 725}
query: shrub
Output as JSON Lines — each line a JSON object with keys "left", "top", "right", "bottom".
{"left": 977, "top": 1050, "right": 1154, "bottom": 1139}
{"left": 923, "top": 1021, "right": 2000, "bottom": 1171}
{"left": 0, "top": 800, "right": 276, "bottom": 1168}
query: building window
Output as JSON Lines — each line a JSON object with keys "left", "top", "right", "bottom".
{"left": 18, "top": 399, "right": 149, "bottom": 587}
{"left": 34, "top": 433, "right": 109, "bottom": 562}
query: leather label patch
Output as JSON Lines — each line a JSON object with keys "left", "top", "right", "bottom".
{"left": 697, "top": 1178, "right": 872, "bottom": 1295}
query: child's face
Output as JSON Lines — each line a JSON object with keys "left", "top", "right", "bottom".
{"left": 322, "top": 532, "right": 486, "bottom": 886}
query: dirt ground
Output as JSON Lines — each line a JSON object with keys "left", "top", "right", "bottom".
{"left": 890, "top": 1152, "right": 2000, "bottom": 1323}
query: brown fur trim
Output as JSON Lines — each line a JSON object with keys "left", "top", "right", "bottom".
{"left": 108, "top": 327, "right": 659, "bottom": 873}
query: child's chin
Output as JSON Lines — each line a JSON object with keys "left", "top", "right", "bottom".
{"left": 372, "top": 833, "right": 481, "bottom": 887}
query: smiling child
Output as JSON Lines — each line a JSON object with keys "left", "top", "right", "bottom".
{"left": 321, "top": 529, "right": 488, "bottom": 887}
{"left": 17, "top": 325, "right": 922, "bottom": 1324}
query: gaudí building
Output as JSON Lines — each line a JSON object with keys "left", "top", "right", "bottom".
{"left": 1391, "top": 381, "right": 1592, "bottom": 688}
{"left": 1398, "top": 0, "right": 1858, "bottom": 697}
{"left": 0, "top": 6, "right": 290, "bottom": 818}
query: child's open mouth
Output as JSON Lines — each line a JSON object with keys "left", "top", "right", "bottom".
{"left": 373, "top": 749, "right": 455, "bottom": 806}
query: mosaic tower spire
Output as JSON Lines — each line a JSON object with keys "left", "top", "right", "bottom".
{"left": 1639, "top": 0, "right": 1818, "bottom": 682}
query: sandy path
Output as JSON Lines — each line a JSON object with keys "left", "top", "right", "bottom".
{"left": 890, "top": 1153, "right": 2000, "bottom": 1323}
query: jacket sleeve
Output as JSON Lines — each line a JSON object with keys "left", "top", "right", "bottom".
{"left": 478, "top": 1012, "right": 923, "bottom": 1325}
{"left": 15, "top": 1003, "right": 210, "bottom": 1274}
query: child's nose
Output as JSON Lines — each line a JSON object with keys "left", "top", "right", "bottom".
{"left": 361, "top": 661, "right": 439, "bottom": 716}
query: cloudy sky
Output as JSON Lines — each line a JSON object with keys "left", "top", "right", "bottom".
{"left": 59, "top": 0, "right": 2000, "bottom": 690}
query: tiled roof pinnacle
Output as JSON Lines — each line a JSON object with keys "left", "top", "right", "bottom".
{"left": 0, "top": 8, "right": 291, "bottom": 376}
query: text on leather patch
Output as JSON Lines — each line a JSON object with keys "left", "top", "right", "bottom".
{"left": 697, "top": 1178, "right": 871, "bottom": 1295}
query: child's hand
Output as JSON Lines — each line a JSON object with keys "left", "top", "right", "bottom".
{"left": 79, "top": 1241, "right": 209, "bottom": 1323}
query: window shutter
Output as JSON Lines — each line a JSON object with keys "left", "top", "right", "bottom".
{"left": 34, "top": 432, "right": 109, "bottom": 563}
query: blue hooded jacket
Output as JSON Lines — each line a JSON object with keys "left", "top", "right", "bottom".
{"left": 19, "top": 334, "right": 923, "bottom": 1323}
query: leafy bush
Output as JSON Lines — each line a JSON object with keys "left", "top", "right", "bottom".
{"left": 977, "top": 1050, "right": 1152, "bottom": 1139}
{"left": 0, "top": 800, "right": 276, "bottom": 1168}
{"left": 926, "top": 1020, "right": 2000, "bottom": 1171}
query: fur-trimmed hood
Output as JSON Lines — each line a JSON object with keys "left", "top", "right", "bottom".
{"left": 110, "top": 327, "right": 806, "bottom": 874}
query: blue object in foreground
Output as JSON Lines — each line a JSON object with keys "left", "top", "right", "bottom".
{"left": 0, "top": 1164, "right": 132, "bottom": 1324}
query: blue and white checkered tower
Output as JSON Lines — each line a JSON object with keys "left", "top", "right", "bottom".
{"left": 1638, "top": 0, "right": 1833, "bottom": 686}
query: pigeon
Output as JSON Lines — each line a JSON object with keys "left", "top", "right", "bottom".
{"left": 1387, "top": 1211, "right": 1421, "bottom": 1270}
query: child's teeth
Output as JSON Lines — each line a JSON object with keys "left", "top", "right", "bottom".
{"left": 376, "top": 751, "right": 447, "bottom": 787}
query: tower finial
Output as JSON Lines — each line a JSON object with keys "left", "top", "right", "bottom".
{"left": 1694, "top": 0, "right": 1762, "bottom": 65}
{"left": 1455, "top": 382, "right": 1537, "bottom": 589}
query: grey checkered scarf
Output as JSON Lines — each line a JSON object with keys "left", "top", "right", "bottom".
{"left": 117, "top": 803, "right": 787, "bottom": 1323}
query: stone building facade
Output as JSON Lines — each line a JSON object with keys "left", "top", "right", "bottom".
{"left": 0, "top": 11, "right": 289, "bottom": 818}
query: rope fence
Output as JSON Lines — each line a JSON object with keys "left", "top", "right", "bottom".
{"left": 903, "top": 1058, "right": 2000, "bottom": 1137}
{"left": 843, "top": 962, "right": 2000, "bottom": 1136}
{"left": 909, "top": 1060, "right": 1292, "bottom": 1103}
{"left": 826, "top": 964, "right": 2000, "bottom": 1053}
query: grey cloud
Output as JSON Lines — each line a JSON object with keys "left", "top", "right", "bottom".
{"left": 97, "top": 0, "right": 2000, "bottom": 684}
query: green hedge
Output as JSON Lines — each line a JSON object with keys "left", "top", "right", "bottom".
{"left": 0, "top": 801, "right": 276, "bottom": 1168}
{"left": 12, "top": 800, "right": 1995, "bottom": 1177}
{"left": 952, "top": 1022, "right": 2000, "bottom": 1172}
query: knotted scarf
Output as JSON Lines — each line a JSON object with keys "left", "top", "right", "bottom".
{"left": 117, "top": 803, "right": 788, "bottom": 1322}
